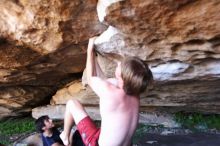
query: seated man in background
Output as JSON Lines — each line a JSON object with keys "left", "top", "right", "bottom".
{"left": 35, "top": 115, "right": 64, "bottom": 146}
{"left": 36, "top": 115, "right": 85, "bottom": 146}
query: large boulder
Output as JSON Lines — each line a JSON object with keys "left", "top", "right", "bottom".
{"left": 1, "top": 0, "right": 220, "bottom": 119}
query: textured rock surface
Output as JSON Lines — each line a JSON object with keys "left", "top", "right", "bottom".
{"left": 0, "top": 0, "right": 220, "bottom": 119}
{"left": 0, "top": 0, "right": 106, "bottom": 54}
{"left": 0, "top": 86, "right": 54, "bottom": 118}
{"left": 50, "top": 80, "right": 99, "bottom": 105}
{"left": 52, "top": 79, "right": 220, "bottom": 114}
{"left": 91, "top": 0, "right": 220, "bottom": 113}
{"left": 0, "top": 0, "right": 106, "bottom": 119}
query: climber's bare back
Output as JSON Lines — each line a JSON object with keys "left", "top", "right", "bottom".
{"left": 90, "top": 77, "right": 140, "bottom": 146}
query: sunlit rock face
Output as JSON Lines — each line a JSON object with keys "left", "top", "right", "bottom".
{"left": 0, "top": 0, "right": 106, "bottom": 54}
{"left": 0, "top": 0, "right": 106, "bottom": 119}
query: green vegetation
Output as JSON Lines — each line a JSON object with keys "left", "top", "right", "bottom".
{"left": 132, "top": 124, "right": 164, "bottom": 144}
{"left": 0, "top": 117, "right": 36, "bottom": 145}
{"left": 133, "top": 123, "right": 150, "bottom": 144}
{"left": 174, "top": 112, "right": 220, "bottom": 130}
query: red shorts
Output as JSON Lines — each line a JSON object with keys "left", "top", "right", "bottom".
{"left": 77, "top": 116, "right": 100, "bottom": 146}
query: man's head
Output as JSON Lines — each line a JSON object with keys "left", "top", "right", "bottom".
{"left": 35, "top": 115, "right": 55, "bottom": 133}
{"left": 117, "top": 57, "right": 153, "bottom": 96}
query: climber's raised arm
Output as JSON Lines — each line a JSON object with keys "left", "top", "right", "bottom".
{"left": 86, "top": 37, "right": 106, "bottom": 81}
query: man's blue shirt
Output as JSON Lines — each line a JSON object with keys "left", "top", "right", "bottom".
{"left": 41, "top": 128, "right": 63, "bottom": 146}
